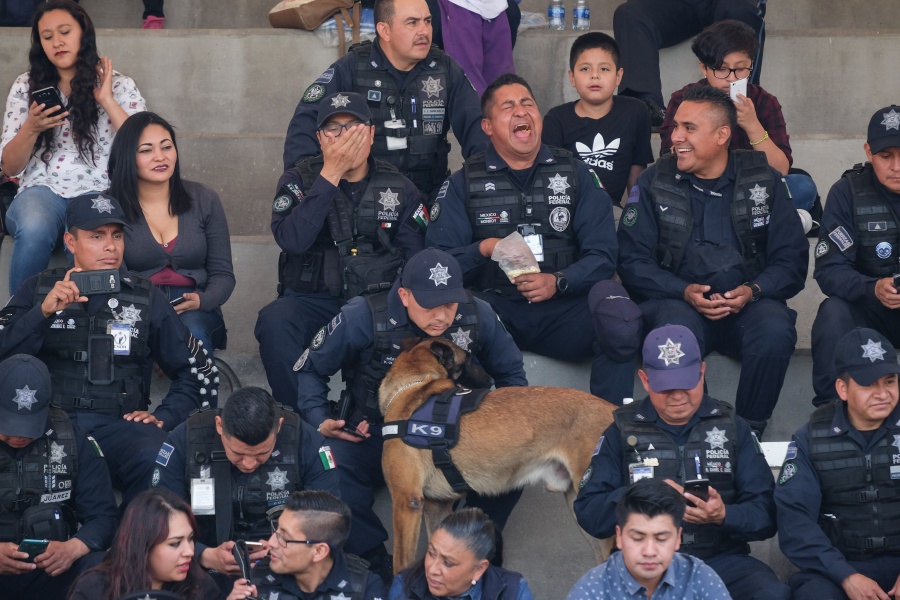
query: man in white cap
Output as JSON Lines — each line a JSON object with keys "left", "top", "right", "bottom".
{"left": 0, "top": 354, "right": 118, "bottom": 600}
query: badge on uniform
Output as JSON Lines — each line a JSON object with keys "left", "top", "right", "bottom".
{"left": 302, "top": 84, "right": 326, "bottom": 103}
{"left": 828, "top": 225, "right": 854, "bottom": 252}
{"left": 579, "top": 465, "right": 593, "bottom": 489}
{"left": 191, "top": 477, "right": 216, "bottom": 515}
{"left": 777, "top": 461, "right": 797, "bottom": 485}
{"left": 109, "top": 321, "right": 131, "bottom": 356}
{"left": 273, "top": 195, "right": 293, "bottom": 213}
{"left": 622, "top": 205, "right": 638, "bottom": 228}
{"left": 311, "top": 327, "right": 327, "bottom": 349}
{"left": 630, "top": 464, "right": 653, "bottom": 483}
{"left": 814, "top": 240, "right": 829, "bottom": 258}
{"left": 319, "top": 445, "right": 337, "bottom": 470}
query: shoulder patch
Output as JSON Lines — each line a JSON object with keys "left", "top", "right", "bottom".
{"left": 430, "top": 201, "right": 441, "bottom": 222}
{"left": 592, "top": 435, "right": 604, "bottom": 457}
{"left": 590, "top": 170, "right": 604, "bottom": 190}
{"left": 814, "top": 240, "right": 829, "bottom": 258}
{"left": 328, "top": 313, "right": 342, "bottom": 334}
{"left": 412, "top": 203, "right": 429, "bottom": 230}
{"left": 828, "top": 225, "right": 854, "bottom": 252}
{"left": 151, "top": 466, "right": 161, "bottom": 487}
{"left": 436, "top": 179, "right": 450, "bottom": 200}
{"left": 626, "top": 185, "right": 640, "bottom": 204}
{"left": 579, "top": 465, "right": 593, "bottom": 489}
{"left": 314, "top": 68, "right": 335, "bottom": 84}
{"left": 785, "top": 441, "right": 798, "bottom": 461}
{"left": 751, "top": 431, "right": 762, "bottom": 454}
{"left": 156, "top": 442, "right": 174, "bottom": 467}
{"left": 86, "top": 435, "right": 104, "bottom": 457}
{"left": 293, "top": 348, "right": 310, "bottom": 372}
{"left": 273, "top": 195, "right": 293, "bottom": 213}
{"left": 311, "top": 326, "right": 327, "bottom": 350}
{"left": 778, "top": 461, "right": 797, "bottom": 485}
{"left": 302, "top": 83, "right": 326, "bottom": 103}
{"left": 319, "top": 445, "right": 337, "bottom": 470}
{"left": 622, "top": 205, "right": 638, "bottom": 228}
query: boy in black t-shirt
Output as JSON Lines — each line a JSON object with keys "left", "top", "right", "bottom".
{"left": 543, "top": 32, "right": 653, "bottom": 207}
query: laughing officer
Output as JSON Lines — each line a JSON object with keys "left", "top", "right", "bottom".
{"left": 776, "top": 328, "right": 900, "bottom": 600}
{"left": 425, "top": 73, "right": 640, "bottom": 406}
{"left": 810, "top": 106, "right": 900, "bottom": 407}
{"left": 574, "top": 324, "right": 788, "bottom": 600}
{"left": 257, "top": 91, "right": 427, "bottom": 411}
{"left": 152, "top": 387, "right": 340, "bottom": 577}
{"left": 293, "top": 247, "right": 527, "bottom": 583}
{"left": 0, "top": 355, "right": 118, "bottom": 600}
{"left": 0, "top": 193, "right": 213, "bottom": 506}
{"left": 282, "top": 0, "right": 487, "bottom": 196}
{"left": 616, "top": 84, "right": 808, "bottom": 437}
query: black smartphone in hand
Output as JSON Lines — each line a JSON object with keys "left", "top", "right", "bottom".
{"left": 32, "top": 87, "right": 65, "bottom": 118}
{"left": 170, "top": 296, "right": 187, "bottom": 307}
{"left": 683, "top": 479, "right": 710, "bottom": 507}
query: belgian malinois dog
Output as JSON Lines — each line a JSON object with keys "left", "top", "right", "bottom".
{"left": 380, "top": 338, "right": 617, "bottom": 572}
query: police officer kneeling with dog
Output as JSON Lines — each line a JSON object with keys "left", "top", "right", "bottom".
{"left": 0, "top": 193, "right": 212, "bottom": 506}
{"left": 228, "top": 491, "right": 386, "bottom": 600}
{"left": 294, "top": 247, "right": 527, "bottom": 582}
{"left": 575, "top": 324, "right": 789, "bottom": 600}
{"left": 152, "top": 386, "right": 340, "bottom": 579}
{"left": 776, "top": 328, "right": 900, "bottom": 600}
{"left": 256, "top": 91, "right": 427, "bottom": 411}
{"left": 0, "top": 354, "right": 118, "bottom": 600}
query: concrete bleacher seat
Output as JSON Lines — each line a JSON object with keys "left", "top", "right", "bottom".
{"left": 0, "top": 1, "right": 894, "bottom": 593}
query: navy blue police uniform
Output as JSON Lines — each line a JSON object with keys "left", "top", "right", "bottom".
{"left": 0, "top": 412, "right": 119, "bottom": 600}
{"left": 152, "top": 408, "right": 340, "bottom": 560}
{"left": 775, "top": 401, "right": 900, "bottom": 599}
{"left": 574, "top": 395, "right": 789, "bottom": 600}
{"left": 255, "top": 154, "right": 427, "bottom": 409}
{"left": 294, "top": 281, "right": 527, "bottom": 557}
{"left": 283, "top": 40, "right": 487, "bottom": 196}
{"left": 425, "top": 143, "right": 636, "bottom": 404}
{"left": 811, "top": 166, "right": 900, "bottom": 405}
{"left": 252, "top": 551, "right": 386, "bottom": 600}
{"left": 617, "top": 151, "right": 808, "bottom": 431}
{"left": 0, "top": 267, "right": 211, "bottom": 505}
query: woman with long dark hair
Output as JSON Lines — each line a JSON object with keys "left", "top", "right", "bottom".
{"left": 389, "top": 508, "right": 535, "bottom": 600}
{"left": 107, "top": 111, "right": 235, "bottom": 356}
{"left": 0, "top": 0, "right": 145, "bottom": 292}
{"left": 67, "top": 488, "right": 220, "bottom": 600}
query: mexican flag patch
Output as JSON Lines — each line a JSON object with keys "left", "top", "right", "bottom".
{"left": 319, "top": 446, "right": 337, "bottom": 470}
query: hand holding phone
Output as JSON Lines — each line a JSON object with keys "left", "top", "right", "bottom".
{"left": 17, "top": 539, "right": 49, "bottom": 562}
{"left": 729, "top": 78, "right": 748, "bottom": 102}
{"left": 892, "top": 274, "right": 900, "bottom": 292}
{"left": 170, "top": 296, "right": 187, "bottom": 307}
{"left": 683, "top": 479, "right": 710, "bottom": 507}
{"left": 32, "top": 87, "right": 66, "bottom": 119}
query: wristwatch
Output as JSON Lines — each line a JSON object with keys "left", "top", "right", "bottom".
{"left": 745, "top": 282, "right": 762, "bottom": 302}
{"left": 554, "top": 272, "right": 568, "bottom": 294}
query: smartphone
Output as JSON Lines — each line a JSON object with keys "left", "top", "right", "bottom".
{"left": 244, "top": 541, "right": 264, "bottom": 550}
{"left": 683, "top": 479, "right": 711, "bottom": 507}
{"left": 336, "top": 393, "right": 366, "bottom": 439}
{"left": 893, "top": 273, "right": 900, "bottom": 291}
{"left": 18, "top": 538, "right": 50, "bottom": 562}
{"left": 32, "top": 86, "right": 65, "bottom": 118}
{"left": 170, "top": 296, "right": 187, "bottom": 307}
{"left": 729, "top": 78, "right": 748, "bottom": 102}
{"left": 70, "top": 269, "right": 120, "bottom": 296}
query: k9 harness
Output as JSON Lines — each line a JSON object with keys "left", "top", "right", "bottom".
{"left": 381, "top": 387, "right": 489, "bottom": 492}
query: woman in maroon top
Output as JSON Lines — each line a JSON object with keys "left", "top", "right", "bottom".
{"left": 107, "top": 111, "right": 235, "bottom": 357}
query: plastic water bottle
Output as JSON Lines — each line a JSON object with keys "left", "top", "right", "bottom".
{"left": 573, "top": 0, "right": 590, "bottom": 30}
{"left": 548, "top": 0, "right": 565, "bottom": 30}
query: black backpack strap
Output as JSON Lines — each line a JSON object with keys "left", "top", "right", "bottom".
{"left": 212, "top": 435, "right": 232, "bottom": 546}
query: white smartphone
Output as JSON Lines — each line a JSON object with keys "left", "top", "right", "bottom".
{"left": 730, "top": 78, "right": 748, "bottom": 102}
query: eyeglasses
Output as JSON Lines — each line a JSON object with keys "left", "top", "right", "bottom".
{"left": 319, "top": 121, "right": 369, "bottom": 136}
{"left": 709, "top": 66, "right": 753, "bottom": 80}
{"left": 269, "top": 520, "right": 323, "bottom": 548}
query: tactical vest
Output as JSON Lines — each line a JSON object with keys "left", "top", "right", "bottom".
{"left": 350, "top": 41, "right": 452, "bottom": 194}
{"left": 809, "top": 403, "right": 900, "bottom": 560}
{"left": 279, "top": 157, "right": 408, "bottom": 298}
{"left": 35, "top": 268, "right": 153, "bottom": 416}
{"left": 844, "top": 163, "right": 900, "bottom": 277}
{"left": 184, "top": 408, "right": 302, "bottom": 547}
{"left": 650, "top": 150, "right": 774, "bottom": 280}
{"left": 254, "top": 553, "right": 370, "bottom": 600}
{"left": 0, "top": 408, "right": 78, "bottom": 541}
{"left": 406, "top": 565, "right": 523, "bottom": 600}
{"left": 615, "top": 400, "right": 739, "bottom": 559}
{"left": 344, "top": 291, "right": 481, "bottom": 423}
{"left": 463, "top": 149, "right": 579, "bottom": 294}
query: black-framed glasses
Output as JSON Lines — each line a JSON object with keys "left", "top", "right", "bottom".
{"left": 319, "top": 121, "right": 369, "bottom": 136}
{"left": 269, "top": 520, "right": 323, "bottom": 548}
{"left": 709, "top": 66, "right": 753, "bottom": 80}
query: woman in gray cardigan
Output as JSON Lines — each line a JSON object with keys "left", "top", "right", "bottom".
{"left": 107, "top": 111, "right": 235, "bottom": 357}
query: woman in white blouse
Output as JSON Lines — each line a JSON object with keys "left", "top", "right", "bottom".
{"left": 0, "top": 0, "right": 145, "bottom": 293}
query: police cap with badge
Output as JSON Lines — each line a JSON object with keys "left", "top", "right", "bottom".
{"left": 400, "top": 248, "right": 468, "bottom": 308}
{"left": 868, "top": 105, "right": 900, "bottom": 155}
{"left": 0, "top": 354, "right": 52, "bottom": 440}
{"left": 833, "top": 327, "right": 900, "bottom": 387}
{"left": 642, "top": 324, "right": 703, "bottom": 393}
{"left": 66, "top": 192, "right": 128, "bottom": 232}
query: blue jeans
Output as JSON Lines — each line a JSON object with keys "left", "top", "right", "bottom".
{"left": 784, "top": 173, "right": 817, "bottom": 211}
{"left": 156, "top": 284, "right": 225, "bottom": 355}
{"left": 5, "top": 185, "right": 68, "bottom": 293}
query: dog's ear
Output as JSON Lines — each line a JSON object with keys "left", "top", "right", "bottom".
{"left": 456, "top": 359, "right": 493, "bottom": 390}
{"left": 429, "top": 340, "right": 460, "bottom": 377}
{"left": 400, "top": 337, "right": 423, "bottom": 352}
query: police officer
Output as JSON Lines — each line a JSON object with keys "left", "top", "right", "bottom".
{"left": 0, "top": 354, "right": 118, "bottom": 600}
{"left": 228, "top": 491, "right": 385, "bottom": 600}
{"left": 0, "top": 193, "right": 213, "bottom": 505}
{"left": 153, "top": 387, "right": 340, "bottom": 576}
{"left": 811, "top": 106, "right": 900, "bottom": 407}
{"left": 617, "top": 84, "right": 808, "bottom": 437}
{"left": 614, "top": 0, "right": 765, "bottom": 128}
{"left": 294, "top": 248, "right": 527, "bottom": 581}
{"left": 282, "top": 0, "right": 487, "bottom": 196}
{"left": 426, "top": 73, "right": 640, "bottom": 405}
{"left": 575, "top": 325, "right": 788, "bottom": 600}
{"left": 775, "top": 328, "right": 900, "bottom": 600}
{"left": 256, "top": 92, "right": 427, "bottom": 409}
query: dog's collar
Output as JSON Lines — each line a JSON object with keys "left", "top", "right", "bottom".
{"left": 382, "top": 379, "right": 425, "bottom": 414}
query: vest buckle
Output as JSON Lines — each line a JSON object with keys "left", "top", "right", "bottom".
{"left": 682, "top": 533, "right": 698, "bottom": 545}
{"left": 73, "top": 351, "right": 88, "bottom": 362}
{"left": 72, "top": 397, "right": 93, "bottom": 409}
{"left": 11, "top": 498, "right": 34, "bottom": 511}
{"left": 859, "top": 490, "right": 879, "bottom": 502}
{"left": 865, "top": 537, "right": 886, "bottom": 549}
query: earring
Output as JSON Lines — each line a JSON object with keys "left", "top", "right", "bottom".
{"left": 471, "top": 579, "right": 478, "bottom": 586}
